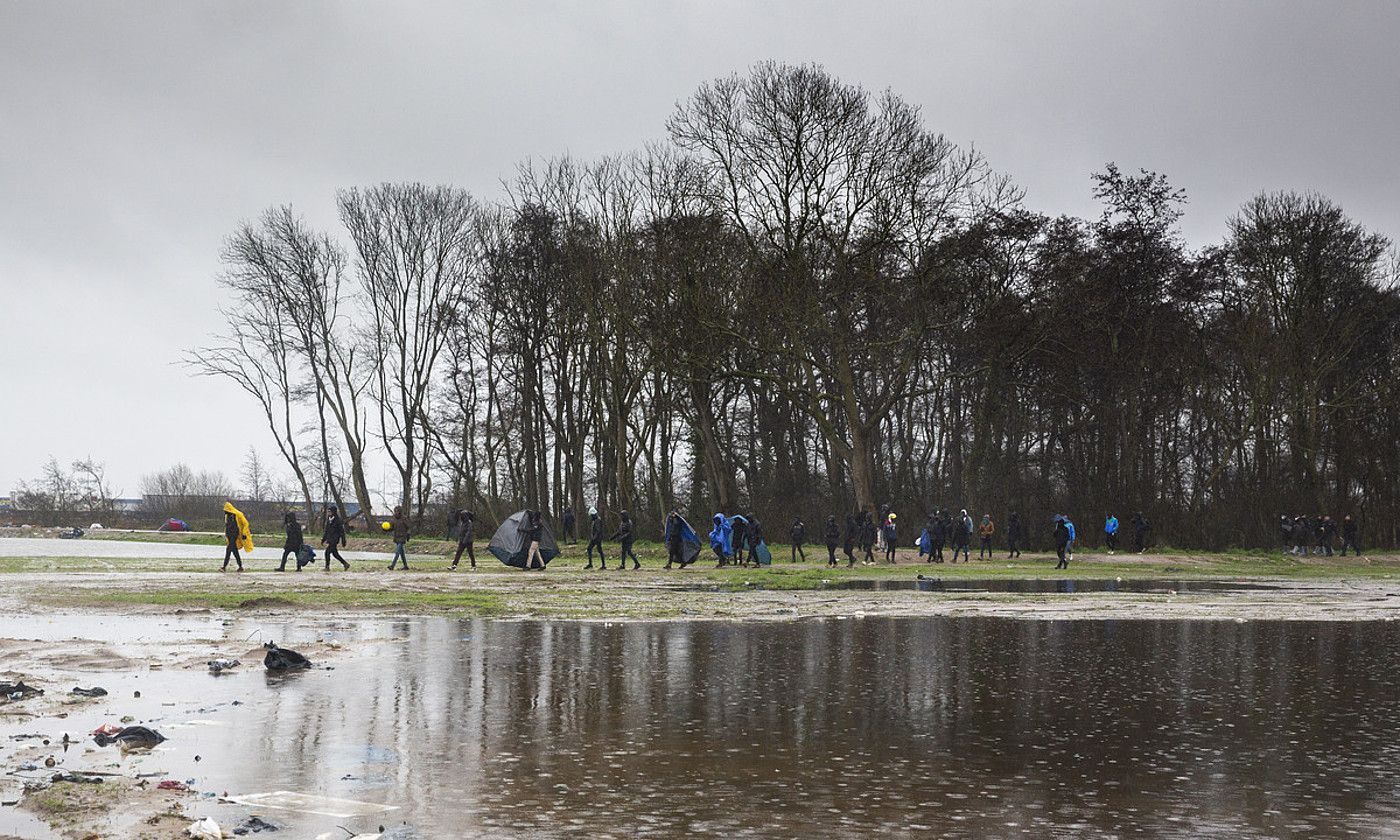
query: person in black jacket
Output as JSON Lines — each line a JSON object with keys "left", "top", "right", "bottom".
{"left": 746, "top": 515, "right": 765, "bottom": 566}
{"left": 451, "top": 509, "right": 476, "bottom": 570}
{"left": 387, "top": 506, "right": 411, "bottom": 570}
{"left": 1132, "top": 512, "right": 1151, "bottom": 554}
{"left": 951, "top": 509, "right": 972, "bottom": 563}
{"left": 1279, "top": 515, "right": 1294, "bottom": 551}
{"left": 664, "top": 509, "right": 689, "bottom": 570}
{"left": 522, "top": 509, "right": 545, "bottom": 570}
{"left": 732, "top": 516, "right": 749, "bottom": 566}
{"left": 612, "top": 510, "right": 640, "bottom": 570}
{"left": 584, "top": 508, "right": 608, "bottom": 569}
{"left": 222, "top": 507, "right": 243, "bottom": 572}
{"left": 823, "top": 515, "right": 840, "bottom": 567}
{"left": 1007, "top": 511, "right": 1022, "bottom": 559}
{"left": 562, "top": 507, "right": 577, "bottom": 545}
{"left": 842, "top": 512, "right": 857, "bottom": 567}
{"left": 790, "top": 518, "right": 806, "bottom": 563}
{"left": 1340, "top": 514, "right": 1361, "bottom": 556}
{"left": 931, "top": 510, "right": 946, "bottom": 563}
{"left": 859, "top": 511, "right": 876, "bottom": 565}
{"left": 278, "top": 512, "right": 304, "bottom": 572}
{"left": 321, "top": 507, "right": 350, "bottom": 571}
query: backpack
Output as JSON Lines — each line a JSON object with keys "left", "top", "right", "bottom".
{"left": 298, "top": 544, "right": 315, "bottom": 565}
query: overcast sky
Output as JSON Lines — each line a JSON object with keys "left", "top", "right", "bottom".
{"left": 2, "top": 1, "right": 1398, "bottom": 499}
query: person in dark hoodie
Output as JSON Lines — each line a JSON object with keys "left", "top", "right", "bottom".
{"left": 663, "top": 509, "right": 689, "bottom": 570}
{"left": 951, "top": 509, "right": 972, "bottom": 563}
{"left": 222, "top": 506, "right": 243, "bottom": 572}
{"left": 278, "top": 512, "right": 304, "bottom": 572}
{"left": 746, "top": 514, "right": 765, "bottom": 566}
{"left": 612, "top": 510, "right": 640, "bottom": 570}
{"left": 1007, "top": 510, "right": 1022, "bottom": 559}
{"left": 859, "top": 511, "right": 877, "bottom": 565}
{"left": 321, "top": 507, "right": 350, "bottom": 571}
{"left": 562, "top": 507, "right": 577, "bottom": 545}
{"left": 1054, "top": 515, "right": 1073, "bottom": 570}
{"left": 931, "top": 510, "right": 947, "bottom": 563}
{"left": 842, "top": 512, "right": 857, "bottom": 568}
{"left": 584, "top": 508, "right": 608, "bottom": 570}
{"left": 387, "top": 506, "right": 411, "bottom": 570}
{"left": 790, "top": 518, "right": 807, "bottom": 563}
{"left": 731, "top": 515, "right": 749, "bottom": 567}
{"left": 823, "top": 515, "right": 841, "bottom": 567}
{"left": 450, "top": 509, "right": 476, "bottom": 570}
{"left": 1279, "top": 515, "right": 1294, "bottom": 551}
{"left": 1132, "top": 512, "right": 1151, "bottom": 554}
{"left": 1340, "top": 514, "right": 1361, "bottom": 557}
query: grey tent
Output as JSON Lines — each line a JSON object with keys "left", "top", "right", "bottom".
{"left": 489, "top": 510, "right": 560, "bottom": 569}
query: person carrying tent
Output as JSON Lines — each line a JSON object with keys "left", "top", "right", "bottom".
{"left": 585, "top": 507, "right": 608, "bottom": 569}
{"left": 709, "top": 513, "right": 733, "bottom": 567}
{"left": 950, "top": 509, "right": 972, "bottom": 563}
{"left": 842, "top": 512, "right": 857, "bottom": 567}
{"left": 612, "top": 510, "right": 640, "bottom": 570}
{"left": 1053, "top": 515, "right": 1073, "bottom": 570}
{"left": 1132, "top": 512, "right": 1150, "bottom": 554}
{"left": 521, "top": 510, "right": 547, "bottom": 570}
{"left": 278, "top": 512, "right": 303, "bottom": 572}
{"left": 221, "top": 501, "right": 251, "bottom": 572}
{"left": 450, "top": 509, "right": 476, "bottom": 570}
{"left": 488, "top": 510, "right": 560, "bottom": 569}
{"left": 663, "top": 509, "right": 701, "bottom": 569}
{"left": 790, "top": 519, "right": 806, "bottom": 563}
{"left": 320, "top": 507, "right": 350, "bottom": 570}
{"left": 918, "top": 513, "right": 934, "bottom": 563}
{"left": 387, "top": 506, "right": 411, "bottom": 570}
{"left": 1104, "top": 513, "right": 1120, "bottom": 554}
{"left": 1007, "top": 510, "right": 1022, "bottom": 559}
{"left": 882, "top": 513, "right": 898, "bottom": 563}
{"left": 1341, "top": 514, "right": 1361, "bottom": 556}
{"left": 745, "top": 515, "right": 766, "bottom": 566}
{"left": 823, "top": 515, "right": 840, "bottom": 567}
{"left": 977, "top": 514, "right": 995, "bottom": 559}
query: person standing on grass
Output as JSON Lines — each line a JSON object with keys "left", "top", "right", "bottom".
{"left": 562, "top": 507, "right": 577, "bottom": 545}
{"left": 824, "top": 515, "right": 840, "bottom": 567}
{"left": 1007, "top": 510, "right": 1022, "bottom": 559}
{"left": 950, "top": 509, "right": 972, "bottom": 563}
{"left": 1340, "top": 514, "right": 1362, "bottom": 557}
{"left": 842, "top": 512, "right": 858, "bottom": 567}
{"left": 859, "top": 511, "right": 877, "bottom": 565}
{"left": 1279, "top": 515, "right": 1294, "bottom": 551}
{"left": 746, "top": 514, "right": 766, "bottom": 566}
{"left": 882, "top": 513, "right": 898, "bottom": 564}
{"left": 931, "top": 510, "right": 947, "bottom": 563}
{"left": 279, "top": 511, "right": 304, "bottom": 572}
{"left": 790, "top": 518, "right": 807, "bottom": 563}
{"left": 1132, "top": 511, "right": 1150, "bottom": 554}
{"left": 978, "top": 514, "right": 995, "bottom": 559}
{"left": 731, "top": 515, "right": 749, "bottom": 567}
{"left": 663, "top": 509, "right": 687, "bottom": 570}
{"left": 520, "top": 509, "right": 546, "bottom": 570}
{"left": 321, "top": 507, "right": 350, "bottom": 571}
{"left": 709, "top": 513, "right": 732, "bottom": 567}
{"left": 450, "top": 509, "right": 476, "bottom": 570}
{"left": 613, "top": 510, "right": 640, "bottom": 570}
{"left": 585, "top": 508, "right": 608, "bottom": 569}
{"left": 387, "top": 506, "right": 410, "bottom": 570}
{"left": 1318, "top": 515, "right": 1336, "bottom": 556}
{"left": 1053, "top": 516, "right": 1073, "bottom": 570}
{"left": 1104, "top": 513, "right": 1119, "bottom": 554}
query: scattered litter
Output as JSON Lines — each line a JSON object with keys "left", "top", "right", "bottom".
{"left": 209, "top": 658, "right": 242, "bottom": 675}
{"left": 93, "top": 725, "right": 166, "bottom": 750}
{"left": 264, "top": 643, "right": 312, "bottom": 671}
{"left": 0, "top": 681, "right": 43, "bottom": 702}
{"left": 232, "top": 815, "right": 281, "bottom": 834}
{"left": 71, "top": 686, "right": 108, "bottom": 697}
{"left": 51, "top": 771, "right": 104, "bottom": 784}
{"left": 226, "top": 791, "right": 398, "bottom": 818}
{"left": 158, "top": 779, "right": 191, "bottom": 791}
{"left": 91, "top": 723, "right": 123, "bottom": 737}
{"left": 186, "top": 817, "right": 223, "bottom": 839}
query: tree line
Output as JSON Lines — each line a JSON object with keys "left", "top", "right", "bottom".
{"left": 188, "top": 62, "right": 1400, "bottom": 549}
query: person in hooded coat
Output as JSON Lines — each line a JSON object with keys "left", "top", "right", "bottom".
{"left": 842, "top": 512, "right": 857, "bottom": 567}
{"left": 1007, "top": 510, "right": 1022, "bottom": 559}
{"left": 790, "top": 519, "right": 807, "bottom": 563}
{"left": 562, "top": 507, "right": 577, "bottom": 545}
{"left": 1054, "top": 516, "right": 1073, "bottom": 570}
{"left": 709, "top": 513, "right": 732, "bottom": 567}
{"left": 451, "top": 509, "right": 476, "bottom": 570}
{"left": 664, "top": 509, "right": 688, "bottom": 570}
{"left": 746, "top": 515, "right": 766, "bottom": 566}
{"left": 321, "top": 507, "right": 350, "bottom": 571}
{"left": 731, "top": 516, "right": 749, "bottom": 567}
{"left": 279, "top": 512, "right": 304, "bottom": 572}
{"left": 221, "top": 501, "right": 252, "bottom": 572}
{"left": 823, "top": 515, "right": 840, "bottom": 567}
{"left": 931, "top": 510, "right": 947, "bottom": 563}
{"left": 951, "top": 509, "right": 972, "bottom": 563}
{"left": 1279, "top": 515, "right": 1294, "bottom": 550}
{"left": 387, "top": 506, "right": 411, "bottom": 570}
{"left": 882, "top": 514, "right": 898, "bottom": 564}
{"left": 918, "top": 513, "right": 935, "bottom": 562}
{"left": 1132, "top": 512, "right": 1151, "bottom": 554}
{"left": 585, "top": 508, "right": 608, "bottom": 570}
{"left": 612, "top": 510, "right": 640, "bottom": 570}
{"left": 859, "top": 511, "right": 877, "bottom": 565}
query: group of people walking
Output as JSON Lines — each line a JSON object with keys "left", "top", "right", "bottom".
{"left": 1280, "top": 513, "right": 1362, "bottom": 556}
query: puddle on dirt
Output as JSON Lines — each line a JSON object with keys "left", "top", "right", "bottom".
{"left": 825, "top": 577, "right": 1283, "bottom": 593}
{"left": 5, "top": 614, "right": 1400, "bottom": 837}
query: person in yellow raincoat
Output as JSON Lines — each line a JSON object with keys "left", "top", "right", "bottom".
{"left": 222, "top": 501, "right": 253, "bottom": 571}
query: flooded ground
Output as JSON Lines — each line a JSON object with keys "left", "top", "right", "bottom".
{"left": 827, "top": 577, "right": 1281, "bottom": 593}
{"left": 6, "top": 613, "right": 1400, "bottom": 838}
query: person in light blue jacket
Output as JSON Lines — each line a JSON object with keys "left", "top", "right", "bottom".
{"left": 1104, "top": 514, "right": 1119, "bottom": 554}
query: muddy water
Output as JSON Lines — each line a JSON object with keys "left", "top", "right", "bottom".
{"left": 7, "top": 616, "right": 1400, "bottom": 838}
{"left": 827, "top": 577, "right": 1281, "bottom": 593}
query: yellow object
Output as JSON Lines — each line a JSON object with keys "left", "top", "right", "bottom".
{"left": 223, "top": 502, "right": 254, "bottom": 552}
{"left": 381, "top": 521, "right": 392, "bottom": 532}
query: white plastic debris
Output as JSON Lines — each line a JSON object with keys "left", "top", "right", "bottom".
{"left": 186, "top": 817, "right": 223, "bottom": 839}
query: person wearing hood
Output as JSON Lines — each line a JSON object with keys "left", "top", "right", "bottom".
{"left": 221, "top": 501, "right": 252, "bottom": 572}
{"left": 709, "top": 513, "right": 733, "bottom": 567}
{"left": 842, "top": 512, "right": 857, "bottom": 567}
{"left": 387, "top": 506, "right": 411, "bottom": 570}
{"left": 823, "top": 515, "right": 840, "bottom": 567}
{"left": 1104, "top": 513, "right": 1119, "bottom": 554}
{"left": 882, "top": 513, "right": 898, "bottom": 563}
{"left": 585, "top": 507, "right": 608, "bottom": 570}
{"left": 876, "top": 504, "right": 891, "bottom": 555}
{"left": 859, "top": 511, "right": 877, "bottom": 565}
{"left": 450, "top": 509, "right": 476, "bottom": 570}
{"left": 745, "top": 515, "right": 765, "bottom": 567}
{"left": 1007, "top": 510, "right": 1022, "bottom": 559}
{"left": 931, "top": 510, "right": 947, "bottom": 563}
{"left": 664, "top": 509, "right": 690, "bottom": 570}
{"left": 278, "top": 511, "right": 304, "bottom": 572}
{"left": 562, "top": 507, "right": 577, "bottom": 545}
{"left": 321, "top": 507, "right": 350, "bottom": 571}
{"left": 977, "top": 514, "right": 995, "bottom": 559}
{"left": 790, "top": 518, "right": 807, "bottom": 563}
{"left": 1053, "top": 516, "right": 1074, "bottom": 570}
{"left": 731, "top": 515, "right": 749, "bottom": 567}
{"left": 1341, "top": 514, "right": 1361, "bottom": 556}
{"left": 612, "top": 510, "right": 640, "bottom": 570}
{"left": 951, "top": 509, "right": 972, "bottom": 563}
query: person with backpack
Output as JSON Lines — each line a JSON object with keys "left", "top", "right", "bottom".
{"left": 1132, "top": 512, "right": 1150, "bottom": 554}
{"left": 1007, "top": 510, "right": 1022, "bottom": 559}
{"left": 977, "top": 514, "right": 995, "bottom": 559}
{"left": 387, "top": 506, "right": 411, "bottom": 570}
{"left": 321, "top": 507, "right": 350, "bottom": 571}
{"left": 450, "top": 509, "right": 476, "bottom": 570}
{"left": 882, "top": 513, "right": 898, "bottom": 563}
{"left": 612, "top": 510, "right": 640, "bottom": 570}
{"left": 562, "top": 507, "right": 577, "bottom": 545}
{"left": 1340, "top": 514, "right": 1362, "bottom": 557}
{"left": 823, "top": 515, "right": 841, "bottom": 567}
{"left": 584, "top": 507, "right": 608, "bottom": 569}
{"left": 1104, "top": 513, "right": 1119, "bottom": 554}
{"left": 842, "top": 512, "right": 858, "bottom": 568}
{"left": 951, "top": 509, "right": 972, "bottom": 563}
{"left": 1053, "top": 516, "right": 1074, "bottom": 570}
{"left": 278, "top": 511, "right": 304, "bottom": 572}
{"left": 790, "top": 518, "right": 807, "bottom": 563}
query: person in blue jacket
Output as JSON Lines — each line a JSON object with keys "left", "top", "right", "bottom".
{"left": 709, "top": 513, "right": 733, "bottom": 567}
{"left": 1104, "top": 513, "right": 1119, "bottom": 554}
{"left": 882, "top": 513, "right": 898, "bottom": 564}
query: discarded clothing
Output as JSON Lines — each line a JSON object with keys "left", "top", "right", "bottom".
{"left": 71, "top": 686, "right": 108, "bottom": 697}
{"left": 94, "top": 725, "right": 166, "bottom": 749}
{"left": 264, "top": 643, "right": 312, "bottom": 671}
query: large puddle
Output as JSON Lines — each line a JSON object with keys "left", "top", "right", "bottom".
{"left": 6, "top": 614, "right": 1400, "bottom": 837}
{"left": 825, "top": 577, "right": 1282, "bottom": 593}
